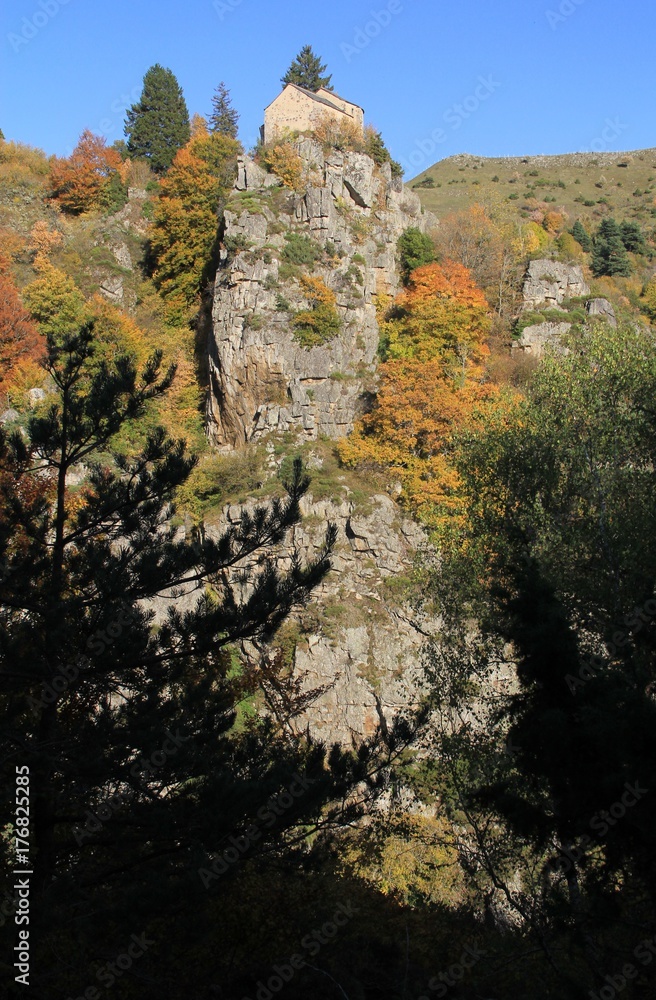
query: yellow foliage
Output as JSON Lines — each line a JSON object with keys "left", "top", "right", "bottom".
{"left": 337, "top": 814, "right": 465, "bottom": 907}
{"left": 257, "top": 139, "right": 304, "bottom": 191}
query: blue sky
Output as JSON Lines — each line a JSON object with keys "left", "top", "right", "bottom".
{"left": 2, "top": 0, "right": 654, "bottom": 177}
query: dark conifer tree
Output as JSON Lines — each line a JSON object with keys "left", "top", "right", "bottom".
{"left": 125, "top": 64, "right": 190, "bottom": 173}
{"left": 281, "top": 45, "right": 333, "bottom": 92}
{"left": 571, "top": 219, "right": 592, "bottom": 252}
{"left": 209, "top": 81, "right": 239, "bottom": 138}
{"left": 0, "top": 319, "right": 393, "bottom": 997}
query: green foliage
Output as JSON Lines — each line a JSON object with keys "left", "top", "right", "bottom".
{"left": 592, "top": 217, "right": 633, "bottom": 276}
{"left": 281, "top": 44, "right": 332, "bottom": 92}
{"left": 620, "top": 219, "right": 648, "bottom": 254}
{"left": 397, "top": 227, "right": 437, "bottom": 280}
{"left": 292, "top": 274, "right": 341, "bottom": 348}
{"left": 125, "top": 64, "right": 190, "bottom": 174}
{"left": 98, "top": 169, "right": 129, "bottom": 215}
{"left": 281, "top": 231, "right": 322, "bottom": 267}
{"left": 208, "top": 80, "right": 239, "bottom": 138}
{"left": 571, "top": 218, "right": 592, "bottom": 251}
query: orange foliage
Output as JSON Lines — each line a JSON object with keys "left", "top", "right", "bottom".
{"left": 50, "top": 129, "right": 122, "bottom": 214}
{"left": 0, "top": 262, "right": 45, "bottom": 390}
{"left": 29, "top": 220, "right": 63, "bottom": 270}
{"left": 384, "top": 261, "right": 490, "bottom": 364}
{"left": 339, "top": 261, "right": 498, "bottom": 528}
{"left": 543, "top": 211, "right": 565, "bottom": 233}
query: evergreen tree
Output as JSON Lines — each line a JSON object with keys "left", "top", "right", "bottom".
{"left": 397, "top": 227, "right": 437, "bottom": 281}
{"left": 125, "top": 64, "right": 190, "bottom": 174}
{"left": 591, "top": 217, "right": 632, "bottom": 276}
{"left": 209, "top": 80, "right": 239, "bottom": 138}
{"left": 571, "top": 218, "right": 592, "bottom": 252}
{"left": 281, "top": 45, "right": 333, "bottom": 92}
{"left": 620, "top": 219, "right": 648, "bottom": 254}
{"left": 0, "top": 318, "right": 392, "bottom": 996}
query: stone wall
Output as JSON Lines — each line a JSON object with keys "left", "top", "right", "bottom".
{"left": 263, "top": 85, "right": 363, "bottom": 144}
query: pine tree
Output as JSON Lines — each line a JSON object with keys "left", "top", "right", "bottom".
{"left": 0, "top": 316, "right": 384, "bottom": 995}
{"left": 125, "top": 64, "right": 190, "bottom": 174}
{"left": 571, "top": 219, "right": 592, "bottom": 252}
{"left": 209, "top": 80, "right": 239, "bottom": 138}
{"left": 620, "top": 219, "right": 648, "bottom": 254}
{"left": 591, "top": 217, "right": 632, "bottom": 277}
{"left": 281, "top": 45, "right": 333, "bottom": 92}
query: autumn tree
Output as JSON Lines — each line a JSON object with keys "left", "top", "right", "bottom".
{"left": 0, "top": 256, "right": 44, "bottom": 389}
{"left": 281, "top": 45, "right": 333, "bottom": 91}
{"left": 149, "top": 119, "right": 241, "bottom": 316}
{"left": 125, "top": 64, "right": 190, "bottom": 174}
{"left": 28, "top": 220, "right": 63, "bottom": 270}
{"left": 22, "top": 265, "right": 87, "bottom": 337}
{"left": 49, "top": 130, "right": 124, "bottom": 214}
{"left": 339, "top": 262, "right": 498, "bottom": 527}
{"left": 209, "top": 81, "right": 239, "bottom": 138}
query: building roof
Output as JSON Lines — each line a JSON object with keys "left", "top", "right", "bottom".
{"left": 264, "top": 83, "right": 364, "bottom": 114}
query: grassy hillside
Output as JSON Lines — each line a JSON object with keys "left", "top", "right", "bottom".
{"left": 411, "top": 147, "right": 656, "bottom": 231}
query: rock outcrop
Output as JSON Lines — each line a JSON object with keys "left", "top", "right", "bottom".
{"left": 586, "top": 297, "right": 617, "bottom": 327}
{"left": 206, "top": 140, "right": 434, "bottom": 449}
{"left": 515, "top": 321, "right": 573, "bottom": 357}
{"left": 521, "top": 259, "right": 589, "bottom": 311}
{"left": 149, "top": 485, "right": 431, "bottom": 744}
{"left": 515, "top": 261, "right": 616, "bottom": 357}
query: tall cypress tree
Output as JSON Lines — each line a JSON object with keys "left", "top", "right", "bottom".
{"left": 281, "top": 45, "right": 333, "bottom": 92}
{"left": 125, "top": 64, "right": 190, "bottom": 173}
{"left": 209, "top": 81, "right": 239, "bottom": 138}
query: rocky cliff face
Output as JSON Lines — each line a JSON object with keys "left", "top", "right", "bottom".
{"left": 206, "top": 139, "right": 433, "bottom": 448}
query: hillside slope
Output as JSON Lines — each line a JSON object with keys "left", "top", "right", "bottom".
{"left": 411, "top": 147, "right": 656, "bottom": 230}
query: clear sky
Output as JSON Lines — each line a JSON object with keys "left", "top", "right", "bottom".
{"left": 2, "top": 0, "right": 654, "bottom": 177}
